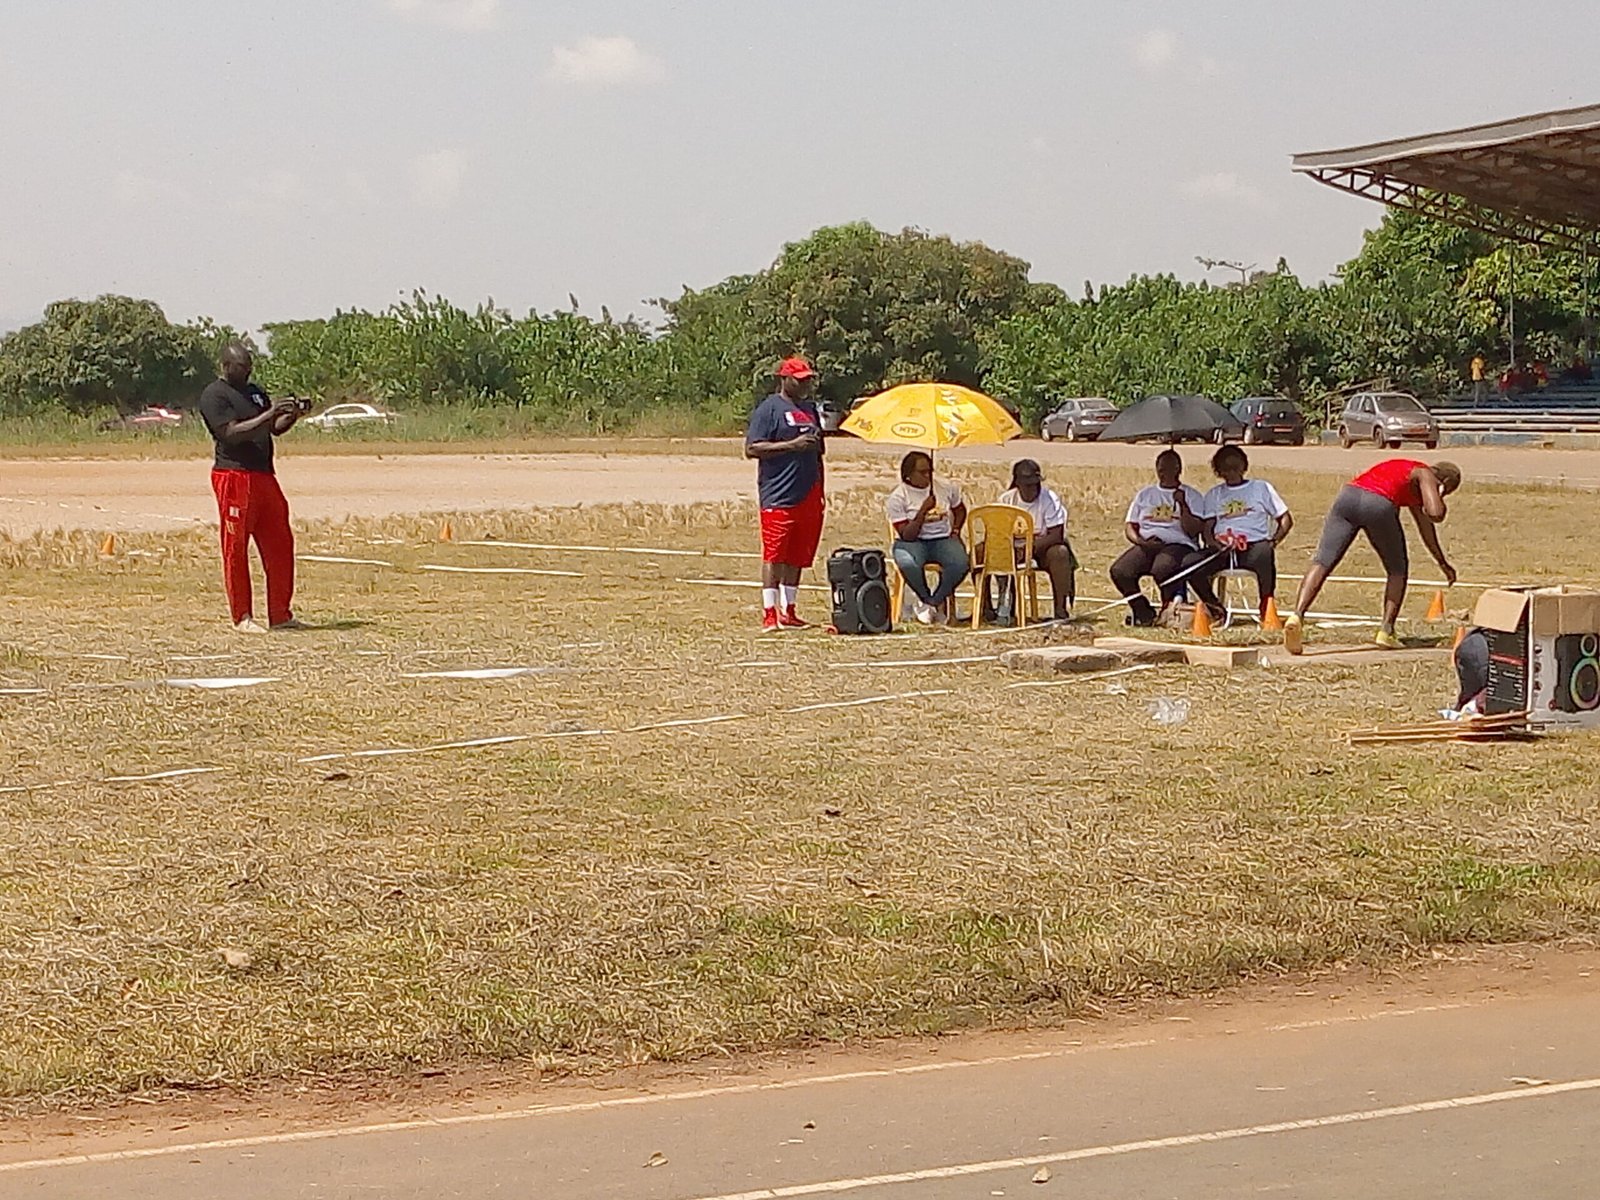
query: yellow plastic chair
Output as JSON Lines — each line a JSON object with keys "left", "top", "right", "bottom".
{"left": 887, "top": 523, "right": 943, "bottom": 622}
{"left": 965, "top": 504, "right": 1038, "bottom": 630}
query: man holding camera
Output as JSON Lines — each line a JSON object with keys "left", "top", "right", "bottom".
{"left": 197, "top": 342, "right": 304, "bottom": 632}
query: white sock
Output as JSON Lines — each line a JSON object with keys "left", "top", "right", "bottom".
{"left": 780, "top": 584, "right": 799, "bottom": 610}
{"left": 762, "top": 587, "right": 779, "bottom": 611}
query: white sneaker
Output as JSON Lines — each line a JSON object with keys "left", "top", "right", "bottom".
{"left": 234, "top": 617, "right": 268, "bottom": 634}
{"left": 914, "top": 602, "right": 936, "bottom": 625}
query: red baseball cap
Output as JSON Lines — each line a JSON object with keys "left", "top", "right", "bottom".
{"left": 775, "top": 356, "right": 816, "bottom": 379}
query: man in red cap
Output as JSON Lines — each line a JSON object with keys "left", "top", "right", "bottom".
{"left": 744, "top": 356, "right": 825, "bottom": 630}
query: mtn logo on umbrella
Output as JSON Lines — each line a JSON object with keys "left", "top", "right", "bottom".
{"left": 841, "top": 382, "right": 1021, "bottom": 450}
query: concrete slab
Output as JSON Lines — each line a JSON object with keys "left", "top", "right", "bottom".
{"left": 999, "top": 645, "right": 1186, "bottom": 674}
{"left": 1094, "top": 637, "right": 1264, "bottom": 669}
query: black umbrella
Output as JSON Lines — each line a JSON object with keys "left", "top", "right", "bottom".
{"left": 1097, "top": 394, "right": 1245, "bottom": 444}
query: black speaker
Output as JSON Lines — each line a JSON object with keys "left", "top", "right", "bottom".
{"left": 1484, "top": 628, "right": 1529, "bottom": 714}
{"left": 1554, "top": 633, "right": 1600, "bottom": 712}
{"left": 828, "top": 548, "right": 892, "bottom": 634}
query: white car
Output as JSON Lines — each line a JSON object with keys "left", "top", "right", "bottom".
{"left": 302, "top": 402, "right": 399, "bottom": 431}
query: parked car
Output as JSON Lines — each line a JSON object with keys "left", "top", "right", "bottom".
{"left": 301, "top": 402, "right": 399, "bottom": 431}
{"left": 1227, "top": 396, "right": 1306, "bottom": 446}
{"left": 818, "top": 397, "right": 848, "bottom": 435}
{"left": 1039, "top": 397, "right": 1118, "bottom": 442}
{"left": 1337, "top": 392, "right": 1438, "bottom": 449}
{"left": 97, "top": 406, "right": 184, "bottom": 432}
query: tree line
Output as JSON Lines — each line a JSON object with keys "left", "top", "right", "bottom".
{"left": 1, "top": 212, "right": 1592, "bottom": 431}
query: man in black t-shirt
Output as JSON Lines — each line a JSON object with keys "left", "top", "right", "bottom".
{"left": 196, "top": 343, "right": 302, "bottom": 632}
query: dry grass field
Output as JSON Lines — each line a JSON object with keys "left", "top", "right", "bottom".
{"left": 1, "top": 458, "right": 1598, "bottom": 1106}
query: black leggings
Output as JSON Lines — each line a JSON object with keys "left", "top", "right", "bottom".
{"left": 1185, "top": 542, "right": 1277, "bottom": 609}
{"left": 1314, "top": 485, "right": 1408, "bottom": 576}
{"left": 1110, "top": 542, "right": 1191, "bottom": 623}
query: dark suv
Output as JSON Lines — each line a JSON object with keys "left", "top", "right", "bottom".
{"left": 1227, "top": 397, "right": 1306, "bottom": 446}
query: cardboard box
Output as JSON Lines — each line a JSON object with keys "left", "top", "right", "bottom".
{"left": 1473, "top": 586, "right": 1600, "bottom": 726}
{"left": 1475, "top": 585, "right": 1600, "bottom": 638}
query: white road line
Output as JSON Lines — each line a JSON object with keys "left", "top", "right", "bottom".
{"left": 682, "top": 1077, "right": 1600, "bottom": 1200}
{"left": 0, "top": 1042, "right": 1154, "bottom": 1175}
{"left": 0, "top": 995, "right": 1530, "bottom": 1176}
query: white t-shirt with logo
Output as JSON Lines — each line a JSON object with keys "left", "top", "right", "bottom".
{"left": 1125, "top": 484, "right": 1205, "bottom": 548}
{"left": 1201, "top": 479, "right": 1289, "bottom": 544}
{"left": 996, "top": 486, "right": 1068, "bottom": 537}
{"left": 886, "top": 479, "right": 964, "bottom": 540}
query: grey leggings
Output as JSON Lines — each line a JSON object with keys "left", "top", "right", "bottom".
{"left": 1314, "top": 485, "right": 1408, "bottom": 576}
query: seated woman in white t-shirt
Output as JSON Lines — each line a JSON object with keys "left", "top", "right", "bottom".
{"left": 885, "top": 450, "right": 970, "bottom": 625}
{"left": 1110, "top": 449, "right": 1206, "bottom": 626}
{"left": 993, "top": 458, "right": 1075, "bottom": 620}
{"left": 1182, "top": 445, "right": 1294, "bottom": 620}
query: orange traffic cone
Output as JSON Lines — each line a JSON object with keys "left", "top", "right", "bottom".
{"left": 1261, "top": 596, "right": 1283, "bottom": 631}
{"left": 1190, "top": 599, "right": 1213, "bottom": 638}
{"left": 438, "top": 519, "right": 454, "bottom": 542}
{"left": 99, "top": 533, "right": 118, "bottom": 556}
{"left": 1452, "top": 625, "right": 1467, "bottom": 650}
{"left": 1425, "top": 589, "right": 1447, "bottom": 621}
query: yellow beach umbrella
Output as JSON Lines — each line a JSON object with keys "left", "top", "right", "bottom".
{"left": 840, "top": 382, "right": 1022, "bottom": 450}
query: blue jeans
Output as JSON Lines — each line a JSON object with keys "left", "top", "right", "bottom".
{"left": 892, "top": 537, "right": 969, "bottom": 606}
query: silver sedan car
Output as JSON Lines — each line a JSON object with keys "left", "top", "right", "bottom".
{"left": 1040, "top": 397, "right": 1118, "bottom": 442}
{"left": 1337, "top": 392, "right": 1439, "bottom": 450}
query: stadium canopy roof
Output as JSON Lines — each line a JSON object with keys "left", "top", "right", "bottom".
{"left": 1293, "top": 104, "right": 1600, "bottom": 249}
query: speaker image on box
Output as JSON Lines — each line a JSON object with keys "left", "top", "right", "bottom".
{"left": 1554, "top": 632, "right": 1600, "bottom": 712}
{"left": 828, "top": 548, "right": 892, "bottom": 634}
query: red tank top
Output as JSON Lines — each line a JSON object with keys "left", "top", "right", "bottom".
{"left": 1351, "top": 458, "right": 1425, "bottom": 507}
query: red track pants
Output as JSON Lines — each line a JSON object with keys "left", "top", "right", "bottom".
{"left": 211, "top": 469, "right": 295, "bottom": 625}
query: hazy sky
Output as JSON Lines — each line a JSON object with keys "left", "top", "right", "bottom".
{"left": 1, "top": 0, "right": 1595, "bottom": 335}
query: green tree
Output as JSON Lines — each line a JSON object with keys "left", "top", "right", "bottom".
{"left": 0, "top": 296, "right": 214, "bottom": 414}
{"left": 659, "top": 223, "right": 1036, "bottom": 408}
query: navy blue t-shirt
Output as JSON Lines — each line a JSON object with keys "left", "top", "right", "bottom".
{"left": 745, "top": 393, "right": 824, "bottom": 509}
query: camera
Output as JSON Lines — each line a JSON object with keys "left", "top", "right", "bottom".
{"left": 285, "top": 396, "right": 314, "bottom": 413}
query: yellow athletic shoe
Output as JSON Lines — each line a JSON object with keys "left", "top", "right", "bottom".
{"left": 1282, "top": 613, "right": 1303, "bottom": 656}
{"left": 1374, "top": 629, "right": 1402, "bottom": 650}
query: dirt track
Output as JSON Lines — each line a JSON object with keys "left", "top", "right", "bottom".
{"left": 0, "top": 442, "right": 1596, "bottom": 536}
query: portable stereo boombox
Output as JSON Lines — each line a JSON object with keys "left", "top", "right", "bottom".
{"left": 827, "top": 548, "right": 893, "bottom": 635}
{"left": 1477, "top": 586, "right": 1600, "bottom": 728}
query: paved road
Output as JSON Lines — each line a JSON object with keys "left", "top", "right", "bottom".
{"left": 4, "top": 954, "right": 1595, "bottom": 1198}
{"left": 1, "top": 441, "right": 1597, "bottom": 536}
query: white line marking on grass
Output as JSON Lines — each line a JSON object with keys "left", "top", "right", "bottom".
{"left": 0, "top": 687, "right": 47, "bottom": 696}
{"left": 627, "top": 714, "right": 750, "bottom": 732}
{"left": 462, "top": 539, "right": 755, "bottom": 560}
{"left": 675, "top": 1077, "right": 1600, "bottom": 1200}
{"left": 298, "top": 555, "right": 395, "bottom": 567}
{"left": 418, "top": 565, "right": 585, "bottom": 578}
{"left": 783, "top": 689, "right": 952, "bottom": 713}
{"left": 101, "top": 767, "right": 223, "bottom": 784}
{"left": 401, "top": 668, "right": 547, "bottom": 680}
{"left": 832, "top": 655, "right": 1000, "bottom": 668}
{"left": 164, "top": 677, "right": 279, "bottom": 690}
{"left": 1006, "top": 664, "right": 1161, "bottom": 689}
{"left": 679, "top": 577, "right": 830, "bottom": 592}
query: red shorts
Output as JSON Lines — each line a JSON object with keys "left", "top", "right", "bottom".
{"left": 759, "top": 483, "right": 824, "bottom": 567}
